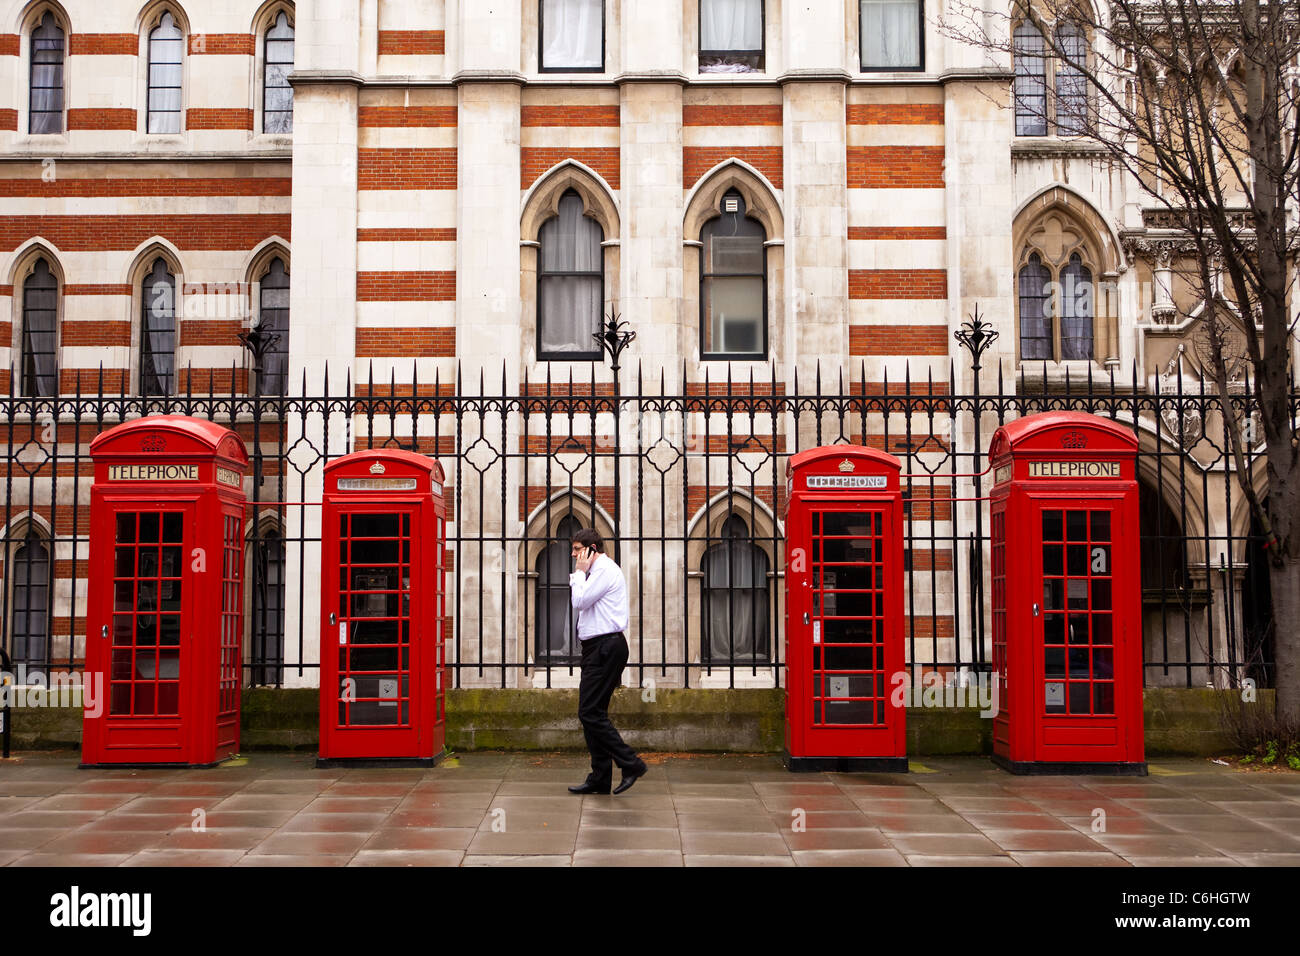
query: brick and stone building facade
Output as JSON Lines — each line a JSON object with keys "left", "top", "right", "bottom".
{"left": 0, "top": 0, "right": 1283, "bottom": 692}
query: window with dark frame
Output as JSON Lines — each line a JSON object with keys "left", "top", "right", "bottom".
{"left": 535, "top": 515, "right": 583, "bottom": 663}
{"left": 701, "top": 190, "right": 766, "bottom": 360}
{"left": 1055, "top": 21, "right": 1088, "bottom": 135}
{"left": 250, "top": 528, "right": 286, "bottom": 686}
{"left": 10, "top": 534, "right": 51, "bottom": 671}
{"left": 257, "top": 257, "right": 290, "bottom": 396}
{"left": 702, "top": 514, "right": 771, "bottom": 665}
{"left": 147, "top": 12, "right": 184, "bottom": 134}
{"left": 1015, "top": 17, "right": 1090, "bottom": 136}
{"left": 1014, "top": 20, "right": 1048, "bottom": 135}
{"left": 21, "top": 258, "right": 58, "bottom": 398}
{"left": 263, "top": 11, "right": 294, "bottom": 134}
{"left": 140, "top": 258, "right": 176, "bottom": 396}
{"left": 1018, "top": 252, "right": 1052, "bottom": 360}
{"left": 859, "top": 0, "right": 923, "bottom": 71}
{"left": 699, "top": 0, "right": 764, "bottom": 74}
{"left": 29, "top": 12, "right": 64, "bottom": 134}
{"left": 538, "top": 190, "right": 604, "bottom": 361}
{"left": 1060, "top": 252, "right": 1094, "bottom": 359}
{"left": 1017, "top": 249, "right": 1095, "bottom": 361}
{"left": 540, "top": 0, "right": 604, "bottom": 72}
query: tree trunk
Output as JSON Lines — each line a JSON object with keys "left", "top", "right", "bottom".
{"left": 1269, "top": 557, "right": 1300, "bottom": 725}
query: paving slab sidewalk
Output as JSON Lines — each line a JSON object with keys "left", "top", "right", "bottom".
{"left": 1, "top": 752, "right": 1298, "bottom": 867}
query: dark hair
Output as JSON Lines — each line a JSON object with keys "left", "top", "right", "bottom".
{"left": 571, "top": 528, "right": 604, "bottom": 553}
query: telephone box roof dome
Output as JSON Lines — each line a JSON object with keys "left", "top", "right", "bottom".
{"left": 324, "top": 448, "right": 446, "bottom": 481}
{"left": 787, "top": 444, "right": 901, "bottom": 476}
{"left": 90, "top": 415, "right": 249, "bottom": 465}
{"left": 990, "top": 411, "right": 1137, "bottom": 461}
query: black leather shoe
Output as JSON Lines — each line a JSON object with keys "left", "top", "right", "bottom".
{"left": 613, "top": 764, "right": 647, "bottom": 795}
{"left": 568, "top": 781, "right": 611, "bottom": 794}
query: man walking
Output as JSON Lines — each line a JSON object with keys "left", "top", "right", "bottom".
{"left": 566, "top": 528, "right": 647, "bottom": 795}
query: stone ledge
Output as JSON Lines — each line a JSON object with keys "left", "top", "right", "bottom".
{"left": 0, "top": 687, "right": 1272, "bottom": 756}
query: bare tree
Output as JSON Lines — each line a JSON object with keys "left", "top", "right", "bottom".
{"left": 943, "top": 0, "right": 1300, "bottom": 721}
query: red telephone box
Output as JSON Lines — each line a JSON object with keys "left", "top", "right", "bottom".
{"left": 82, "top": 416, "right": 247, "bottom": 767}
{"left": 318, "top": 450, "right": 448, "bottom": 766}
{"left": 989, "top": 411, "right": 1145, "bottom": 775}
{"left": 783, "top": 446, "right": 907, "bottom": 772}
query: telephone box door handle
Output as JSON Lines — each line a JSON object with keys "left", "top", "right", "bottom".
{"left": 803, "top": 612, "right": 810, "bottom": 625}
{"left": 1033, "top": 603, "right": 1040, "bottom": 617}
{"left": 101, "top": 624, "right": 108, "bottom": 639}
{"left": 329, "top": 612, "right": 337, "bottom": 626}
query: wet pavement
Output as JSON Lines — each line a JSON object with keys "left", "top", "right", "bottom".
{"left": 1, "top": 752, "right": 1298, "bottom": 866}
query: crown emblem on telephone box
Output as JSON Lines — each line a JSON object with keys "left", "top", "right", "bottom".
{"left": 369, "top": 462, "right": 386, "bottom": 475}
{"left": 140, "top": 434, "right": 166, "bottom": 453}
{"left": 1060, "top": 431, "right": 1089, "bottom": 450}
{"left": 838, "top": 459, "right": 855, "bottom": 473}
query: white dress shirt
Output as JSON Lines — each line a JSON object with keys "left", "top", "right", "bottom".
{"left": 569, "top": 553, "right": 629, "bottom": 639}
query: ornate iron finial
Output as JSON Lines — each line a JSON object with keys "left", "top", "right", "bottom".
{"left": 238, "top": 324, "right": 281, "bottom": 366}
{"left": 594, "top": 311, "right": 636, "bottom": 373}
{"left": 954, "top": 304, "right": 999, "bottom": 371}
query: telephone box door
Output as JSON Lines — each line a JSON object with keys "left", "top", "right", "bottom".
{"left": 803, "top": 504, "right": 900, "bottom": 752}
{"left": 323, "top": 505, "right": 423, "bottom": 757}
{"left": 1032, "top": 497, "right": 1134, "bottom": 756}
{"left": 91, "top": 504, "right": 195, "bottom": 752}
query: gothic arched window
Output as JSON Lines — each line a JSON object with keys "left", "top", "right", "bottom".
{"left": 702, "top": 514, "right": 771, "bottom": 664}
{"left": 700, "top": 190, "right": 766, "bottom": 359}
{"left": 535, "top": 515, "right": 584, "bottom": 662}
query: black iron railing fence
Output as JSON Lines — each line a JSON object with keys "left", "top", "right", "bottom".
{"left": 0, "top": 352, "right": 1282, "bottom": 691}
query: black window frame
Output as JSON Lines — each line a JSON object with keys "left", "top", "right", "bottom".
{"left": 700, "top": 190, "right": 768, "bottom": 362}
{"left": 146, "top": 11, "right": 184, "bottom": 135}
{"left": 250, "top": 526, "right": 287, "bottom": 686}
{"left": 9, "top": 532, "right": 52, "bottom": 672}
{"left": 1015, "top": 17, "right": 1092, "bottom": 137}
{"left": 539, "top": 0, "right": 606, "bottom": 74}
{"left": 28, "top": 11, "right": 65, "bottom": 135}
{"left": 20, "top": 258, "right": 59, "bottom": 398}
{"left": 698, "top": 0, "right": 766, "bottom": 74}
{"left": 858, "top": 0, "right": 925, "bottom": 73}
{"left": 537, "top": 189, "right": 605, "bottom": 363}
{"left": 256, "top": 257, "right": 291, "bottom": 396}
{"left": 701, "top": 513, "right": 772, "bottom": 666}
{"left": 262, "top": 10, "right": 294, "bottom": 135}
{"left": 534, "top": 514, "right": 584, "bottom": 664}
{"left": 139, "top": 257, "right": 176, "bottom": 397}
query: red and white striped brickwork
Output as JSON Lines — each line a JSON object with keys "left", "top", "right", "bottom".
{"left": 846, "top": 92, "right": 951, "bottom": 382}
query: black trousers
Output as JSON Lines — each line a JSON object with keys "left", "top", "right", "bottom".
{"left": 578, "top": 633, "right": 642, "bottom": 786}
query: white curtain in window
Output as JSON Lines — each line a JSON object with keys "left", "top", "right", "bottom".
{"left": 539, "top": 193, "right": 603, "bottom": 353}
{"left": 148, "top": 13, "right": 184, "bottom": 134}
{"left": 701, "top": 0, "right": 762, "bottom": 51}
{"left": 542, "top": 0, "right": 603, "bottom": 69}
{"left": 860, "top": 0, "right": 920, "bottom": 68}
